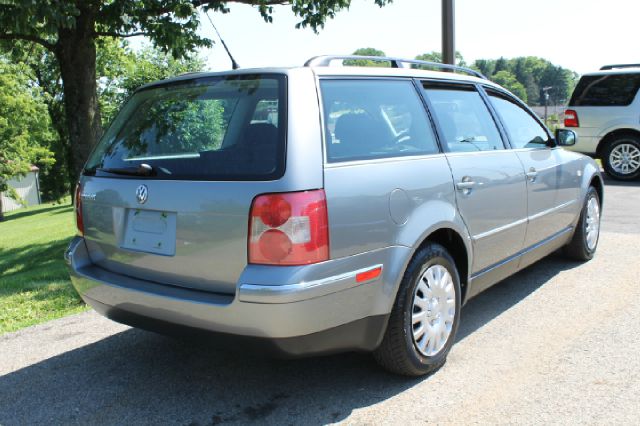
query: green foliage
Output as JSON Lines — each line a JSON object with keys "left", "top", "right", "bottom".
{"left": 1, "top": 40, "right": 203, "bottom": 201}
{"left": 0, "top": 0, "right": 394, "bottom": 192}
{"left": 100, "top": 42, "right": 205, "bottom": 126}
{"left": 118, "top": 88, "right": 227, "bottom": 157}
{"left": 0, "top": 60, "right": 54, "bottom": 200}
{"left": 344, "top": 47, "right": 388, "bottom": 67}
{"left": 0, "top": 200, "right": 86, "bottom": 334}
{"left": 414, "top": 51, "right": 467, "bottom": 67}
{"left": 472, "top": 56, "right": 577, "bottom": 106}
{"left": 0, "top": 1, "right": 393, "bottom": 55}
{"left": 491, "top": 70, "right": 528, "bottom": 103}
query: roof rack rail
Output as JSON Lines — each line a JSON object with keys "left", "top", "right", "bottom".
{"left": 304, "top": 55, "right": 486, "bottom": 79}
{"left": 600, "top": 64, "right": 640, "bottom": 70}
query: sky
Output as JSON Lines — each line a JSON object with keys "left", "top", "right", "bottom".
{"left": 142, "top": 0, "right": 640, "bottom": 75}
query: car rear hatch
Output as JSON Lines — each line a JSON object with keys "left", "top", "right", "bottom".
{"left": 78, "top": 71, "right": 322, "bottom": 295}
{"left": 566, "top": 72, "right": 640, "bottom": 137}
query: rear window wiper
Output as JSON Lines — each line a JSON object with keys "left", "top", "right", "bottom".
{"left": 96, "top": 163, "right": 157, "bottom": 177}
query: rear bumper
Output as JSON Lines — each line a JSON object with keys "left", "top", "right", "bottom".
{"left": 65, "top": 237, "right": 410, "bottom": 356}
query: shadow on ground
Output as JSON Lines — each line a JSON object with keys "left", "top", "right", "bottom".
{"left": 602, "top": 175, "right": 640, "bottom": 187}
{"left": 0, "top": 254, "right": 581, "bottom": 425}
{"left": 2, "top": 204, "right": 72, "bottom": 222}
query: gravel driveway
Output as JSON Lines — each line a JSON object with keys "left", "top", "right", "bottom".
{"left": 1, "top": 178, "right": 639, "bottom": 425}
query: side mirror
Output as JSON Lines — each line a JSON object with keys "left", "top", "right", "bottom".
{"left": 555, "top": 128, "right": 577, "bottom": 146}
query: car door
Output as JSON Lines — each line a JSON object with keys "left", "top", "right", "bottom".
{"left": 421, "top": 82, "right": 528, "bottom": 281}
{"left": 485, "top": 88, "right": 581, "bottom": 248}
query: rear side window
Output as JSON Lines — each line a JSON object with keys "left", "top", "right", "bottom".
{"left": 422, "top": 84, "right": 504, "bottom": 152}
{"left": 487, "top": 91, "right": 550, "bottom": 149}
{"left": 569, "top": 74, "right": 640, "bottom": 106}
{"left": 85, "top": 75, "right": 286, "bottom": 180}
{"left": 320, "top": 79, "right": 439, "bottom": 162}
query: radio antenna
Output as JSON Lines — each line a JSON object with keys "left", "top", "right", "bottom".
{"left": 205, "top": 11, "right": 240, "bottom": 70}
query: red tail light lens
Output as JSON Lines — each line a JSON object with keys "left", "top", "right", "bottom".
{"left": 74, "top": 183, "right": 84, "bottom": 236}
{"left": 249, "top": 190, "right": 329, "bottom": 265}
{"left": 564, "top": 109, "right": 579, "bottom": 127}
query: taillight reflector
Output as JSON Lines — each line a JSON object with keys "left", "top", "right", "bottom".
{"left": 564, "top": 109, "right": 579, "bottom": 127}
{"left": 74, "top": 183, "right": 84, "bottom": 236}
{"left": 356, "top": 266, "right": 383, "bottom": 283}
{"left": 249, "top": 190, "right": 329, "bottom": 265}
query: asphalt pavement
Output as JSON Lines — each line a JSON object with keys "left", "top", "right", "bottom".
{"left": 1, "top": 177, "right": 639, "bottom": 425}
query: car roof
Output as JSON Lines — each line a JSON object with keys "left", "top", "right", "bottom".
{"left": 581, "top": 68, "right": 640, "bottom": 77}
{"left": 137, "top": 64, "right": 505, "bottom": 94}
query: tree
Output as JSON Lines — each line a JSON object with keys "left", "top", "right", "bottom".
{"left": 490, "top": 70, "right": 528, "bottom": 103}
{"left": 100, "top": 43, "right": 205, "bottom": 125}
{"left": 0, "top": 0, "right": 392, "bottom": 184}
{"left": 0, "top": 60, "right": 54, "bottom": 219}
{"left": 1, "top": 37, "right": 203, "bottom": 201}
{"left": 472, "top": 59, "right": 494, "bottom": 77}
{"left": 471, "top": 55, "right": 577, "bottom": 106}
{"left": 415, "top": 51, "right": 467, "bottom": 68}
{"left": 344, "top": 47, "right": 388, "bottom": 67}
{"left": 493, "top": 56, "right": 508, "bottom": 74}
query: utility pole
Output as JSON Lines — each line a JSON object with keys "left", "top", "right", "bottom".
{"left": 442, "top": 0, "right": 455, "bottom": 65}
{"left": 542, "top": 86, "right": 553, "bottom": 124}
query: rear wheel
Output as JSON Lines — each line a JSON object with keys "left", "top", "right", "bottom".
{"left": 374, "top": 243, "right": 461, "bottom": 376}
{"left": 565, "top": 186, "right": 601, "bottom": 261}
{"left": 602, "top": 136, "right": 640, "bottom": 180}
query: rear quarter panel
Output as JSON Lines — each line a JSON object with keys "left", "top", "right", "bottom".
{"left": 323, "top": 155, "right": 471, "bottom": 310}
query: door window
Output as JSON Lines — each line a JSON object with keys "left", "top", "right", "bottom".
{"left": 569, "top": 73, "right": 640, "bottom": 106}
{"left": 487, "top": 91, "right": 550, "bottom": 149}
{"left": 320, "top": 79, "right": 439, "bottom": 162}
{"left": 422, "top": 84, "right": 505, "bottom": 152}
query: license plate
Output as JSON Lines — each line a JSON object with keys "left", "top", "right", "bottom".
{"left": 121, "top": 209, "right": 177, "bottom": 256}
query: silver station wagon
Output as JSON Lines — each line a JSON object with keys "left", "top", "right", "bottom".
{"left": 66, "top": 55, "right": 603, "bottom": 376}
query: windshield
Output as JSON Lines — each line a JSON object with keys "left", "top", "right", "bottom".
{"left": 85, "top": 74, "right": 286, "bottom": 180}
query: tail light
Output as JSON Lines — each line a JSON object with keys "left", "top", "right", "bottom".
{"left": 74, "top": 183, "right": 84, "bottom": 236}
{"left": 249, "top": 190, "right": 329, "bottom": 265}
{"left": 564, "top": 109, "right": 579, "bottom": 127}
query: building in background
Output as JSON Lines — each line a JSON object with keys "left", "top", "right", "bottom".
{"left": 1, "top": 166, "right": 42, "bottom": 213}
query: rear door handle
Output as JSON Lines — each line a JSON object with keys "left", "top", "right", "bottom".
{"left": 456, "top": 177, "right": 476, "bottom": 194}
{"left": 456, "top": 181, "right": 476, "bottom": 190}
{"left": 526, "top": 168, "right": 538, "bottom": 182}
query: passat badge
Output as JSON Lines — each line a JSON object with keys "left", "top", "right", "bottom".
{"left": 135, "top": 185, "right": 148, "bottom": 204}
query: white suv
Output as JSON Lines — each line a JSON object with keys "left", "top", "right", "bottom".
{"left": 564, "top": 64, "right": 640, "bottom": 180}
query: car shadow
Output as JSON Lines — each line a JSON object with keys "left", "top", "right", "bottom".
{"left": 456, "top": 252, "right": 582, "bottom": 342}
{"left": 602, "top": 175, "right": 640, "bottom": 187}
{"left": 0, "top": 254, "right": 582, "bottom": 425}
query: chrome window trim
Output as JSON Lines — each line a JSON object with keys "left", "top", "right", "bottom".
{"left": 323, "top": 153, "right": 447, "bottom": 168}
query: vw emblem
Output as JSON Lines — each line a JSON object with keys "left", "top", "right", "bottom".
{"left": 135, "top": 185, "right": 148, "bottom": 204}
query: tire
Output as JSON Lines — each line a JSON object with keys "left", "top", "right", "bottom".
{"left": 564, "top": 186, "right": 601, "bottom": 261}
{"left": 373, "top": 243, "right": 462, "bottom": 376}
{"left": 602, "top": 136, "right": 640, "bottom": 181}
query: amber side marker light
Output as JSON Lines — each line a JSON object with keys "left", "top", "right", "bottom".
{"left": 356, "top": 266, "right": 383, "bottom": 283}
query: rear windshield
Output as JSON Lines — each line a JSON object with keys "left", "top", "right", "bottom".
{"left": 85, "top": 74, "right": 286, "bottom": 180}
{"left": 569, "top": 73, "right": 640, "bottom": 107}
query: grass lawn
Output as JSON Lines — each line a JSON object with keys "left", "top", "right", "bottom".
{"left": 0, "top": 200, "right": 87, "bottom": 334}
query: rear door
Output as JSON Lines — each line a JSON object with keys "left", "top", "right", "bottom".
{"left": 421, "top": 82, "right": 528, "bottom": 275}
{"left": 485, "top": 88, "right": 580, "bottom": 247}
{"left": 79, "top": 72, "right": 322, "bottom": 294}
